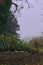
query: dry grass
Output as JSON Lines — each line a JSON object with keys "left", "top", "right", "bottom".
{"left": 27, "top": 37, "right": 43, "bottom": 52}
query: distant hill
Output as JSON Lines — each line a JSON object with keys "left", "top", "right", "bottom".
{"left": 22, "top": 37, "right": 33, "bottom": 42}
{"left": 22, "top": 36, "right": 42, "bottom": 42}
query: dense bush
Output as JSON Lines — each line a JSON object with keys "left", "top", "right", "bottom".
{"left": 0, "top": 35, "right": 39, "bottom": 52}
{"left": 0, "top": 35, "right": 30, "bottom": 51}
{"left": 27, "top": 37, "right": 43, "bottom": 53}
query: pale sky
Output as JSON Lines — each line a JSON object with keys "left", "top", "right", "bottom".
{"left": 12, "top": 0, "right": 43, "bottom": 38}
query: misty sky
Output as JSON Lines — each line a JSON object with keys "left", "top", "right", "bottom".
{"left": 12, "top": 0, "right": 43, "bottom": 38}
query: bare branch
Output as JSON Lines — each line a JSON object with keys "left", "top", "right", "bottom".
{"left": 25, "top": 0, "right": 30, "bottom": 7}
{"left": 12, "top": 3, "right": 18, "bottom": 13}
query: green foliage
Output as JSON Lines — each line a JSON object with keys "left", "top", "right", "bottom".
{"left": 7, "top": 12, "right": 20, "bottom": 37}
{"left": 0, "top": 0, "right": 40, "bottom": 52}
{"left": 0, "top": 0, "right": 12, "bottom": 35}
{"left": 0, "top": 0, "right": 20, "bottom": 37}
{"left": 0, "top": 0, "right": 12, "bottom": 22}
{"left": 0, "top": 35, "right": 29, "bottom": 51}
{"left": 0, "top": 35, "right": 37, "bottom": 52}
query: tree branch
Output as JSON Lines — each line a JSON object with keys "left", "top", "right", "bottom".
{"left": 12, "top": 3, "right": 18, "bottom": 13}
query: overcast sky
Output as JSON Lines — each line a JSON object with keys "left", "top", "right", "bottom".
{"left": 12, "top": 0, "right": 43, "bottom": 38}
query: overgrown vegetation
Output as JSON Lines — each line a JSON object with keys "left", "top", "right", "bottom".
{"left": 0, "top": 35, "right": 29, "bottom": 51}
{"left": 0, "top": 0, "right": 39, "bottom": 52}
{"left": 0, "top": 1, "right": 43, "bottom": 65}
{"left": 0, "top": 0, "right": 43, "bottom": 52}
{"left": 27, "top": 37, "right": 43, "bottom": 53}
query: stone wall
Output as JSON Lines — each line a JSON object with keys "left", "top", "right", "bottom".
{"left": 0, "top": 51, "right": 43, "bottom": 65}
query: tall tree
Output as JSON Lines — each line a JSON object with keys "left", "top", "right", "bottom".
{"left": 0, "top": 0, "right": 12, "bottom": 35}
{"left": 0, "top": 0, "right": 31, "bottom": 37}
{"left": 0, "top": 0, "right": 20, "bottom": 37}
{"left": 7, "top": 12, "right": 20, "bottom": 37}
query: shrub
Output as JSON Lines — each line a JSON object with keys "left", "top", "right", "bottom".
{"left": 0, "top": 35, "right": 38, "bottom": 52}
